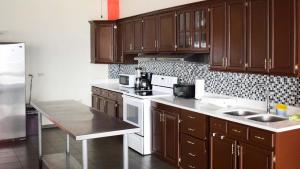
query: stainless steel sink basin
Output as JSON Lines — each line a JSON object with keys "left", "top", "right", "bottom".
{"left": 224, "top": 110, "right": 258, "bottom": 116}
{"left": 247, "top": 114, "right": 287, "bottom": 123}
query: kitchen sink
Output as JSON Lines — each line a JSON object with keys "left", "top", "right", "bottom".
{"left": 247, "top": 114, "right": 287, "bottom": 123}
{"left": 224, "top": 110, "right": 258, "bottom": 116}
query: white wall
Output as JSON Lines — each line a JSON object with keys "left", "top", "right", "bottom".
{"left": 0, "top": 0, "right": 109, "bottom": 106}
{"left": 120, "top": 0, "right": 205, "bottom": 18}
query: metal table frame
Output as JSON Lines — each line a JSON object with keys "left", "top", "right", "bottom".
{"left": 38, "top": 112, "right": 130, "bottom": 169}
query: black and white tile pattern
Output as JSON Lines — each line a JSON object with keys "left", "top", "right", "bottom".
{"left": 108, "top": 61, "right": 300, "bottom": 106}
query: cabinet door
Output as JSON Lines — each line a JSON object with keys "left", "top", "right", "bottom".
{"left": 193, "top": 7, "right": 210, "bottom": 51}
{"left": 210, "top": 135, "right": 237, "bottom": 169}
{"left": 164, "top": 111, "right": 179, "bottom": 167}
{"left": 152, "top": 109, "right": 164, "bottom": 157}
{"left": 117, "top": 103, "right": 123, "bottom": 120}
{"left": 134, "top": 20, "right": 143, "bottom": 52}
{"left": 269, "top": 0, "right": 296, "bottom": 75}
{"left": 226, "top": 0, "right": 247, "bottom": 71}
{"left": 239, "top": 143, "right": 274, "bottom": 169}
{"left": 210, "top": 1, "right": 227, "bottom": 69}
{"left": 106, "top": 99, "right": 117, "bottom": 118}
{"left": 115, "top": 22, "right": 124, "bottom": 63}
{"left": 91, "top": 94, "right": 99, "bottom": 111}
{"left": 124, "top": 21, "right": 134, "bottom": 52}
{"left": 177, "top": 10, "right": 193, "bottom": 50}
{"left": 98, "top": 97, "right": 107, "bottom": 113}
{"left": 158, "top": 12, "right": 176, "bottom": 52}
{"left": 143, "top": 15, "right": 158, "bottom": 53}
{"left": 95, "top": 24, "right": 114, "bottom": 63}
{"left": 246, "top": 0, "right": 269, "bottom": 73}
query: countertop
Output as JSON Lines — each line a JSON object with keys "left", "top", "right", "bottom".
{"left": 32, "top": 100, "right": 140, "bottom": 140}
{"left": 91, "top": 81, "right": 300, "bottom": 133}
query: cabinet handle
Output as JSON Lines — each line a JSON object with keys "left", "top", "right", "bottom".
{"left": 188, "top": 128, "right": 195, "bottom": 132}
{"left": 269, "top": 59, "right": 272, "bottom": 69}
{"left": 187, "top": 116, "right": 196, "bottom": 119}
{"left": 231, "top": 144, "right": 235, "bottom": 155}
{"left": 190, "top": 37, "right": 193, "bottom": 46}
{"left": 220, "top": 135, "right": 225, "bottom": 140}
{"left": 264, "top": 59, "right": 267, "bottom": 70}
{"left": 222, "top": 57, "right": 225, "bottom": 67}
{"left": 225, "top": 57, "right": 228, "bottom": 67}
{"left": 212, "top": 133, "right": 217, "bottom": 137}
{"left": 188, "top": 153, "right": 196, "bottom": 157}
{"left": 254, "top": 136, "right": 265, "bottom": 141}
{"left": 237, "top": 145, "right": 241, "bottom": 156}
{"left": 294, "top": 65, "right": 298, "bottom": 72}
{"left": 187, "top": 140, "right": 195, "bottom": 145}
{"left": 232, "top": 129, "right": 241, "bottom": 133}
{"left": 188, "top": 165, "right": 196, "bottom": 169}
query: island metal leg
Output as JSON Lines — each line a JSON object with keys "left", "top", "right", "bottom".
{"left": 66, "top": 134, "right": 70, "bottom": 155}
{"left": 82, "top": 140, "right": 88, "bottom": 169}
{"left": 123, "top": 134, "right": 128, "bottom": 169}
{"left": 38, "top": 112, "right": 43, "bottom": 168}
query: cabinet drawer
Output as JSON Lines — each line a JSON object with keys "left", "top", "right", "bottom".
{"left": 181, "top": 111, "right": 207, "bottom": 139}
{"left": 210, "top": 118, "right": 227, "bottom": 135}
{"left": 91, "top": 87, "right": 101, "bottom": 95}
{"left": 249, "top": 128, "right": 274, "bottom": 148}
{"left": 108, "top": 91, "right": 118, "bottom": 100}
{"left": 181, "top": 134, "right": 207, "bottom": 158}
{"left": 228, "top": 122, "right": 248, "bottom": 140}
{"left": 100, "top": 89, "right": 109, "bottom": 98}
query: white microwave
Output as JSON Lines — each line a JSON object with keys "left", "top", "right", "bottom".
{"left": 119, "top": 74, "right": 136, "bottom": 88}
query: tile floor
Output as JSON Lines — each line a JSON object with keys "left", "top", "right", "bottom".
{"left": 0, "top": 128, "right": 175, "bottom": 169}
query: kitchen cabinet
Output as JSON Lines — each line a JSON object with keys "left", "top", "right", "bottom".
{"left": 226, "top": 0, "right": 247, "bottom": 71}
{"left": 91, "top": 87, "right": 123, "bottom": 119}
{"left": 177, "top": 6, "right": 210, "bottom": 52}
{"left": 151, "top": 107, "right": 179, "bottom": 166}
{"left": 142, "top": 15, "right": 158, "bottom": 53}
{"left": 210, "top": 135, "right": 237, "bottom": 169}
{"left": 269, "top": 0, "right": 297, "bottom": 76}
{"left": 210, "top": 1, "right": 227, "bottom": 69}
{"left": 123, "top": 19, "right": 143, "bottom": 53}
{"left": 246, "top": 0, "right": 269, "bottom": 73}
{"left": 158, "top": 12, "right": 177, "bottom": 52}
{"left": 90, "top": 21, "right": 115, "bottom": 64}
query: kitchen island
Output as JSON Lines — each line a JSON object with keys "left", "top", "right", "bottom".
{"left": 32, "top": 100, "right": 140, "bottom": 169}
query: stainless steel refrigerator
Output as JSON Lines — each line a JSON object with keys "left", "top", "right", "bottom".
{"left": 0, "top": 42, "right": 26, "bottom": 141}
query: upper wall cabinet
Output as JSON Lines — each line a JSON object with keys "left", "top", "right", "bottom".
{"left": 210, "top": 0, "right": 298, "bottom": 76}
{"left": 90, "top": 21, "right": 115, "bottom": 64}
{"left": 177, "top": 5, "right": 210, "bottom": 52}
{"left": 123, "top": 19, "right": 143, "bottom": 53}
{"left": 142, "top": 15, "right": 158, "bottom": 53}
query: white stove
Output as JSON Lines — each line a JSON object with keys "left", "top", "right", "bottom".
{"left": 122, "top": 75, "right": 178, "bottom": 155}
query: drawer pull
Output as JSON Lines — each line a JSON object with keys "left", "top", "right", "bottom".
{"left": 212, "top": 133, "right": 217, "bottom": 137}
{"left": 188, "top": 128, "right": 196, "bottom": 132}
{"left": 188, "top": 116, "right": 196, "bottom": 119}
{"left": 232, "top": 129, "right": 242, "bottom": 133}
{"left": 188, "top": 153, "right": 196, "bottom": 157}
{"left": 187, "top": 140, "right": 195, "bottom": 145}
{"left": 231, "top": 144, "right": 235, "bottom": 155}
{"left": 220, "top": 135, "right": 225, "bottom": 140}
{"left": 254, "top": 136, "right": 265, "bottom": 140}
{"left": 188, "top": 165, "right": 196, "bottom": 169}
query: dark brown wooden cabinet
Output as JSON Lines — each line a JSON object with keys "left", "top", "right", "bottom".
{"left": 210, "top": 1, "right": 227, "bottom": 69}
{"left": 142, "top": 15, "right": 158, "bottom": 53}
{"left": 91, "top": 87, "right": 123, "bottom": 119}
{"left": 239, "top": 143, "right": 274, "bottom": 169}
{"left": 123, "top": 19, "right": 143, "bottom": 53}
{"left": 158, "top": 12, "right": 177, "bottom": 52}
{"left": 269, "top": 0, "right": 297, "bottom": 76}
{"left": 226, "top": 0, "right": 247, "bottom": 71}
{"left": 210, "top": 135, "right": 237, "bottom": 169}
{"left": 151, "top": 107, "right": 179, "bottom": 167}
{"left": 90, "top": 21, "right": 115, "bottom": 64}
{"left": 246, "top": 0, "right": 269, "bottom": 73}
{"left": 177, "top": 5, "right": 210, "bottom": 52}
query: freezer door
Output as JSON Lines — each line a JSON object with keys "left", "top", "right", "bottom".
{"left": 0, "top": 43, "right": 26, "bottom": 140}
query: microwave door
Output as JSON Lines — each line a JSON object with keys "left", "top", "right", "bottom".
{"left": 123, "top": 97, "right": 144, "bottom": 136}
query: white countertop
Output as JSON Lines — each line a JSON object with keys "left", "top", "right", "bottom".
{"left": 91, "top": 81, "right": 300, "bottom": 133}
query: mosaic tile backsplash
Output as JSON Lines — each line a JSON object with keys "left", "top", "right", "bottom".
{"left": 108, "top": 61, "right": 300, "bottom": 106}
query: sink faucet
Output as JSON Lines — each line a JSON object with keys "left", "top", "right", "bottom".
{"left": 249, "top": 82, "right": 273, "bottom": 114}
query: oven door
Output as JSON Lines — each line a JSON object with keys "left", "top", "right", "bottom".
{"left": 123, "top": 96, "right": 144, "bottom": 136}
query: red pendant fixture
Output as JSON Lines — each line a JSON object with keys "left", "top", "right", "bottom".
{"left": 108, "top": 0, "right": 119, "bottom": 20}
